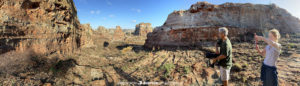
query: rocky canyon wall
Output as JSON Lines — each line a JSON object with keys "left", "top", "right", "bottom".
{"left": 145, "top": 2, "right": 300, "bottom": 48}
{"left": 0, "top": 0, "right": 81, "bottom": 54}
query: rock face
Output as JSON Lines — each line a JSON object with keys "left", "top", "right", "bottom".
{"left": 96, "top": 26, "right": 108, "bottom": 34}
{"left": 145, "top": 2, "right": 300, "bottom": 48}
{"left": 0, "top": 0, "right": 81, "bottom": 54}
{"left": 113, "top": 26, "right": 125, "bottom": 40}
{"left": 134, "top": 23, "right": 152, "bottom": 36}
{"left": 78, "top": 24, "right": 94, "bottom": 48}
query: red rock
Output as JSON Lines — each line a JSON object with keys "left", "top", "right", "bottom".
{"left": 0, "top": 0, "right": 82, "bottom": 54}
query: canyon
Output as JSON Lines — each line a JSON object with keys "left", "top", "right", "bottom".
{"left": 0, "top": 0, "right": 299, "bottom": 86}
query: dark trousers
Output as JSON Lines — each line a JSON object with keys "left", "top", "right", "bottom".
{"left": 261, "top": 62, "right": 278, "bottom": 86}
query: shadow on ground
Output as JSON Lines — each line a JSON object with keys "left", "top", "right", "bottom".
{"left": 116, "top": 44, "right": 216, "bottom": 54}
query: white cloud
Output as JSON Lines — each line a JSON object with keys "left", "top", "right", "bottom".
{"left": 131, "top": 8, "right": 142, "bottom": 13}
{"left": 90, "top": 10, "right": 101, "bottom": 14}
{"left": 132, "top": 20, "right": 137, "bottom": 23}
{"left": 96, "top": 10, "right": 101, "bottom": 14}
{"left": 109, "top": 14, "right": 115, "bottom": 18}
{"left": 102, "top": 17, "right": 107, "bottom": 20}
{"left": 90, "top": 10, "right": 95, "bottom": 14}
{"left": 136, "top": 9, "right": 141, "bottom": 13}
{"left": 106, "top": 0, "right": 112, "bottom": 6}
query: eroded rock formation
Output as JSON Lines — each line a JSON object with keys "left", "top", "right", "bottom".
{"left": 145, "top": 1, "right": 300, "bottom": 48}
{"left": 78, "top": 24, "right": 94, "bottom": 48}
{"left": 0, "top": 0, "right": 81, "bottom": 54}
{"left": 134, "top": 22, "right": 152, "bottom": 36}
{"left": 96, "top": 26, "right": 108, "bottom": 34}
{"left": 113, "top": 26, "right": 125, "bottom": 40}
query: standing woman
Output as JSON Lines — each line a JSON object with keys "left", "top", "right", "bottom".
{"left": 255, "top": 29, "right": 281, "bottom": 86}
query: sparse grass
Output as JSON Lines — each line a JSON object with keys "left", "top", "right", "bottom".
{"left": 287, "top": 43, "right": 297, "bottom": 50}
{"left": 49, "top": 66, "right": 61, "bottom": 74}
{"left": 159, "top": 63, "right": 175, "bottom": 78}
{"left": 121, "top": 65, "right": 129, "bottom": 71}
{"left": 243, "top": 62, "right": 248, "bottom": 67}
{"left": 121, "top": 46, "right": 133, "bottom": 54}
{"left": 183, "top": 66, "right": 191, "bottom": 75}
{"left": 232, "top": 63, "right": 243, "bottom": 72}
{"left": 242, "top": 76, "right": 247, "bottom": 83}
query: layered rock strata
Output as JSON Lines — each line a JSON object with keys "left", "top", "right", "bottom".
{"left": 145, "top": 2, "right": 300, "bottom": 48}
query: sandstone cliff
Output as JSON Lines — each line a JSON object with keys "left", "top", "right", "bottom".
{"left": 0, "top": 0, "right": 81, "bottom": 54}
{"left": 134, "top": 22, "right": 152, "bottom": 36}
{"left": 145, "top": 2, "right": 300, "bottom": 48}
{"left": 78, "top": 24, "right": 94, "bottom": 48}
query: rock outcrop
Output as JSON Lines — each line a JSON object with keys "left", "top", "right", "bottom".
{"left": 96, "top": 26, "right": 108, "bottom": 34}
{"left": 145, "top": 2, "right": 300, "bottom": 48}
{"left": 0, "top": 0, "right": 81, "bottom": 54}
{"left": 134, "top": 22, "right": 152, "bottom": 36}
{"left": 113, "top": 26, "right": 125, "bottom": 40}
{"left": 78, "top": 24, "right": 94, "bottom": 48}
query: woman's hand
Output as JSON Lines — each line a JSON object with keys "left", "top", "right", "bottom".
{"left": 254, "top": 34, "right": 263, "bottom": 41}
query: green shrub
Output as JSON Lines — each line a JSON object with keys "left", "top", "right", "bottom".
{"left": 232, "top": 63, "right": 242, "bottom": 72}
{"left": 159, "top": 63, "right": 175, "bottom": 78}
{"left": 183, "top": 66, "right": 191, "bottom": 74}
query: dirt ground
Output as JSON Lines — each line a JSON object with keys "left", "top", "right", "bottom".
{"left": 0, "top": 33, "right": 299, "bottom": 86}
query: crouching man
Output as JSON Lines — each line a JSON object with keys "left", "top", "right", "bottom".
{"left": 207, "top": 27, "right": 233, "bottom": 86}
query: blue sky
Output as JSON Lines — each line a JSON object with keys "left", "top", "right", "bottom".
{"left": 74, "top": 0, "right": 300, "bottom": 29}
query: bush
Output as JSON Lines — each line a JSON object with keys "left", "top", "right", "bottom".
{"left": 232, "top": 63, "right": 243, "bottom": 72}
{"left": 159, "top": 63, "right": 175, "bottom": 78}
{"left": 183, "top": 66, "right": 191, "bottom": 74}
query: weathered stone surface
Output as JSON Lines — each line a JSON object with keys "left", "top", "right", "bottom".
{"left": 145, "top": 2, "right": 300, "bottom": 48}
{"left": 78, "top": 24, "right": 94, "bottom": 48}
{"left": 113, "top": 26, "right": 125, "bottom": 40}
{"left": 96, "top": 26, "right": 108, "bottom": 34}
{"left": 134, "top": 22, "right": 152, "bottom": 36}
{"left": 0, "top": 0, "right": 81, "bottom": 54}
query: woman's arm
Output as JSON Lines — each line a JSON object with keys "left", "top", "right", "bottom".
{"left": 255, "top": 33, "right": 266, "bottom": 56}
{"left": 255, "top": 35, "right": 280, "bottom": 50}
{"left": 256, "top": 44, "right": 266, "bottom": 56}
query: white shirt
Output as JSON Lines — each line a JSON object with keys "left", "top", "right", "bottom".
{"left": 263, "top": 41, "right": 281, "bottom": 67}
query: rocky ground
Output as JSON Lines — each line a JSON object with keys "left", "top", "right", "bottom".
{"left": 0, "top": 33, "right": 299, "bottom": 86}
{"left": 0, "top": 0, "right": 299, "bottom": 86}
